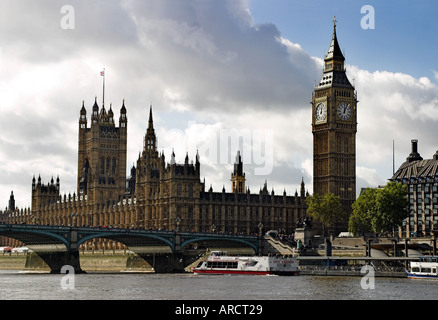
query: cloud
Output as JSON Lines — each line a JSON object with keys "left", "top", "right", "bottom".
{"left": 348, "top": 65, "right": 438, "bottom": 189}
{"left": 0, "top": 0, "right": 437, "bottom": 210}
{"left": 118, "top": 0, "right": 322, "bottom": 113}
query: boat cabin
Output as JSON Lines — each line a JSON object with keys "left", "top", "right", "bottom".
{"left": 209, "top": 251, "right": 228, "bottom": 257}
{"left": 410, "top": 257, "right": 438, "bottom": 277}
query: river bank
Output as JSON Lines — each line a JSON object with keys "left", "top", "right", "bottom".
{"left": 0, "top": 251, "right": 154, "bottom": 272}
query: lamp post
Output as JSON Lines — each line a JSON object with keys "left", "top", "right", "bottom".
{"left": 390, "top": 236, "right": 399, "bottom": 257}
{"left": 258, "top": 222, "right": 263, "bottom": 236}
{"left": 71, "top": 212, "right": 78, "bottom": 227}
{"left": 431, "top": 230, "right": 437, "bottom": 256}
{"left": 176, "top": 216, "right": 181, "bottom": 232}
{"left": 257, "top": 223, "right": 263, "bottom": 255}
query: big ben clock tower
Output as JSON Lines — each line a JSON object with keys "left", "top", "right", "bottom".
{"left": 312, "top": 18, "right": 357, "bottom": 219}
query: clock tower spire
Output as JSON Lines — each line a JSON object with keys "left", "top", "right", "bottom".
{"left": 312, "top": 18, "right": 357, "bottom": 226}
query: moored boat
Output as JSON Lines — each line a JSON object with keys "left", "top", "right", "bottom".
{"left": 406, "top": 256, "right": 438, "bottom": 279}
{"left": 193, "top": 251, "right": 299, "bottom": 276}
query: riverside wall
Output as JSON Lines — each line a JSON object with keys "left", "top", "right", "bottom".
{"left": 0, "top": 251, "right": 154, "bottom": 272}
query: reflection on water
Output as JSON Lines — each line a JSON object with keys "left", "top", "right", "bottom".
{"left": 0, "top": 271, "right": 437, "bottom": 300}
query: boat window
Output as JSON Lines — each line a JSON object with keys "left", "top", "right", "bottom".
{"left": 433, "top": 268, "right": 437, "bottom": 274}
{"left": 421, "top": 268, "right": 431, "bottom": 273}
{"left": 206, "top": 261, "right": 238, "bottom": 269}
{"left": 210, "top": 251, "right": 226, "bottom": 257}
{"left": 412, "top": 267, "right": 420, "bottom": 273}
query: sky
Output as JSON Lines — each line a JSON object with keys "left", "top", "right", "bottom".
{"left": 0, "top": 0, "right": 437, "bottom": 209}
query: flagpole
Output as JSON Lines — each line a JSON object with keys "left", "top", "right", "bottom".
{"left": 102, "top": 68, "right": 105, "bottom": 107}
{"left": 393, "top": 139, "right": 395, "bottom": 175}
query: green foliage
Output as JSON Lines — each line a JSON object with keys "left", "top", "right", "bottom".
{"left": 306, "top": 192, "right": 345, "bottom": 233}
{"left": 349, "top": 182, "right": 408, "bottom": 235}
{"left": 349, "top": 188, "right": 376, "bottom": 234}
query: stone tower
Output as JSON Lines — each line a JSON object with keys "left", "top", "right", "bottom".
{"left": 77, "top": 98, "right": 127, "bottom": 206}
{"left": 311, "top": 19, "right": 357, "bottom": 217}
{"left": 134, "top": 106, "right": 204, "bottom": 230}
{"left": 231, "top": 151, "right": 245, "bottom": 193}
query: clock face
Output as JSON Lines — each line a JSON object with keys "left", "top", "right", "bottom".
{"left": 315, "top": 103, "right": 327, "bottom": 122}
{"left": 337, "top": 102, "right": 352, "bottom": 121}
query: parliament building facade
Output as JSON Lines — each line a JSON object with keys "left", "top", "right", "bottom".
{"left": 2, "top": 100, "right": 308, "bottom": 238}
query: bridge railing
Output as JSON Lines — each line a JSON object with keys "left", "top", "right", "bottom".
{"left": 0, "top": 223, "right": 261, "bottom": 240}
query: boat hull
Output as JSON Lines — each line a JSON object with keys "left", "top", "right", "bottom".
{"left": 406, "top": 270, "right": 438, "bottom": 279}
{"left": 193, "top": 269, "right": 299, "bottom": 276}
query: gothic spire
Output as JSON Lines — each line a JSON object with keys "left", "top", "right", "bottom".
{"left": 80, "top": 100, "right": 86, "bottom": 115}
{"left": 120, "top": 99, "right": 127, "bottom": 114}
{"left": 325, "top": 16, "right": 345, "bottom": 62}
{"left": 145, "top": 104, "right": 157, "bottom": 153}
{"left": 233, "top": 150, "right": 243, "bottom": 176}
{"left": 91, "top": 97, "right": 99, "bottom": 124}
{"left": 148, "top": 105, "right": 154, "bottom": 130}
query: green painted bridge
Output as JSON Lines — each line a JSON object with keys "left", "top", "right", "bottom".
{"left": 0, "top": 224, "right": 260, "bottom": 273}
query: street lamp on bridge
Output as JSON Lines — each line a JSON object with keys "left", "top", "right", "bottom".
{"left": 71, "top": 212, "right": 78, "bottom": 227}
{"left": 258, "top": 222, "right": 263, "bottom": 236}
{"left": 176, "top": 216, "right": 181, "bottom": 232}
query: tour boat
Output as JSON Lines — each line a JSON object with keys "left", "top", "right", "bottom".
{"left": 406, "top": 256, "right": 438, "bottom": 279}
{"left": 193, "top": 251, "right": 299, "bottom": 276}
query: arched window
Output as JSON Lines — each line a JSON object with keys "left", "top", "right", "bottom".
{"left": 106, "top": 157, "right": 110, "bottom": 174}
{"left": 100, "top": 157, "right": 105, "bottom": 175}
{"left": 188, "top": 184, "right": 193, "bottom": 198}
{"left": 112, "top": 158, "right": 116, "bottom": 174}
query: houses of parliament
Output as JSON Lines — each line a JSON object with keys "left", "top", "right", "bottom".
{"left": 1, "top": 101, "right": 308, "bottom": 237}
{"left": 0, "top": 21, "right": 357, "bottom": 243}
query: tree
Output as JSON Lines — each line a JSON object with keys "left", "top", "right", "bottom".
{"left": 373, "top": 182, "right": 409, "bottom": 235}
{"left": 349, "top": 182, "right": 408, "bottom": 236}
{"left": 349, "top": 188, "right": 377, "bottom": 235}
{"left": 306, "top": 193, "right": 345, "bottom": 235}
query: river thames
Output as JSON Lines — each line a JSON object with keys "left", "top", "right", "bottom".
{"left": 0, "top": 270, "right": 436, "bottom": 300}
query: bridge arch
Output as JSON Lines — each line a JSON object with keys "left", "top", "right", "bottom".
{"left": 0, "top": 225, "right": 70, "bottom": 249}
{"left": 78, "top": 232, "right": 175, "bottom": 252}
{"left": 76, "top": 229, "right": 175, "bottom": 252}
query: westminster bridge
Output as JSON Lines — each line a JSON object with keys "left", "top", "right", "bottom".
{"left": 0, "top": 224, "right": 260, "bottom": 273}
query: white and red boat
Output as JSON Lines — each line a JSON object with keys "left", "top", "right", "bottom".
{"left": 406, "top": 256, "right": 438, "bottom": 279}
{"left": 193, "top": 251, "right": 299, "bottom": 276}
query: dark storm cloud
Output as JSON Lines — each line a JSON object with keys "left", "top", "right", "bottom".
{"left": 119, "top": 0, "right": 321, "bottom": 112}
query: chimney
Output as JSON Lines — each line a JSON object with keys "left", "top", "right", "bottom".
{"left": 407, "top": 139, "right": 423, "bottom": 163}
{"left": 412, "top": 139, "right": 418, "bottom": 153}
